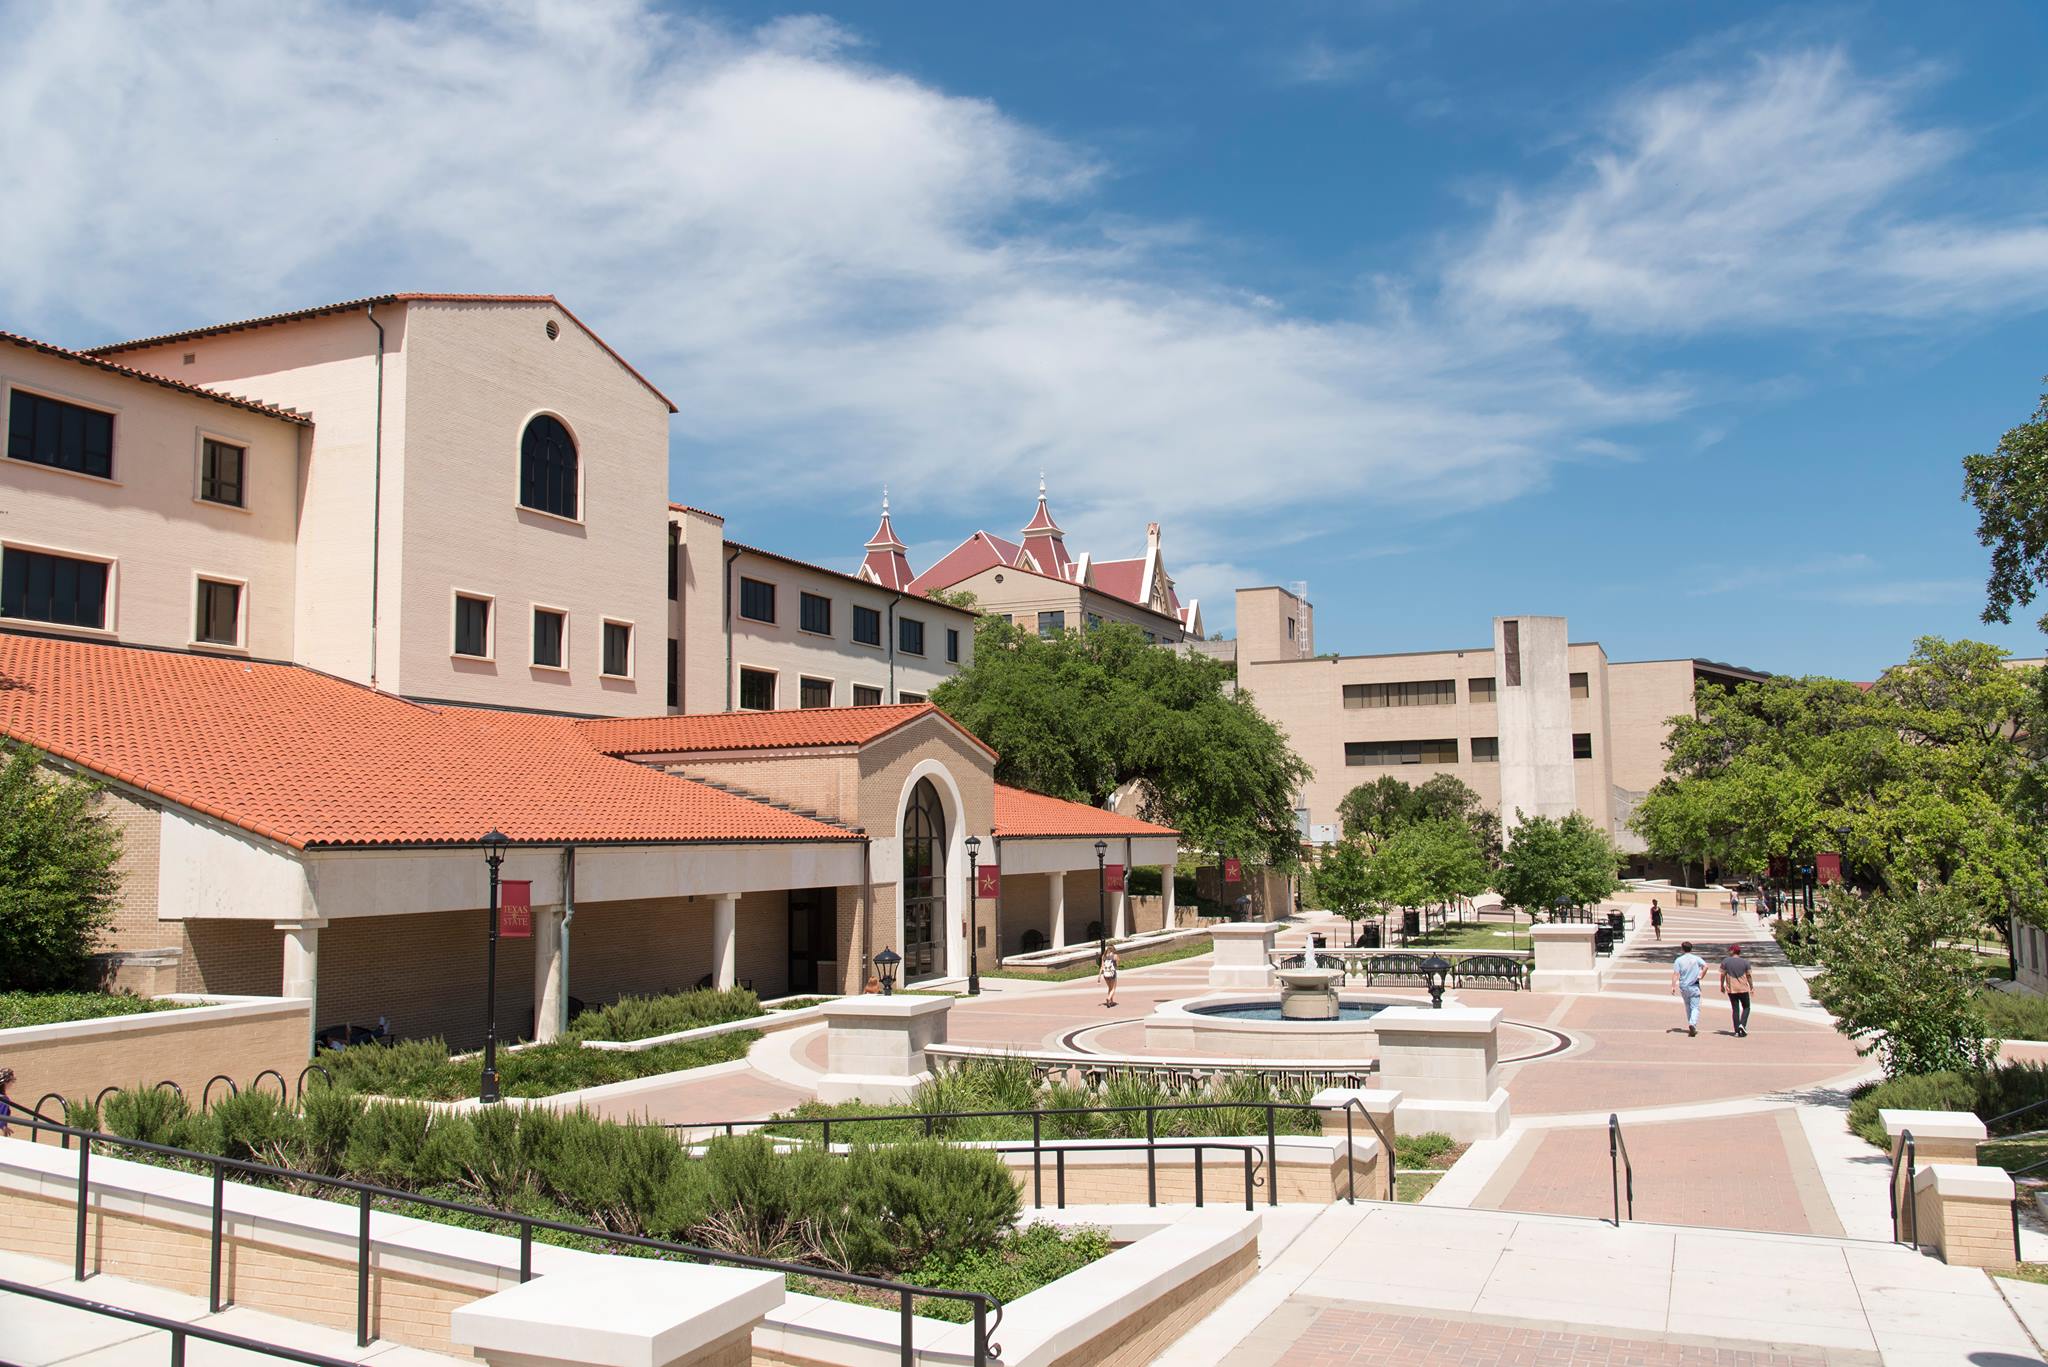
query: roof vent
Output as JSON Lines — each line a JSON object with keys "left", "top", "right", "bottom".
{"left": 545, "top": 319, "right": 560, "bottom": 341}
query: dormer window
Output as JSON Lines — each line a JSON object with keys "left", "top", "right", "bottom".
{"left": 519, "top": 414, "right": 578, "bottom": 519}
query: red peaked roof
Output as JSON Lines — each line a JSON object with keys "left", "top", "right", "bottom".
{"left": 906, "top": 531, "right": 1031, "bottom": 597}
{"left": 992, "top": 785, "right": 1177, "bottom": 839}
{"left": 0, "top": 633, "right": 854, "bottom": 849}
{"left": 576, "top": 702, "right": 998, "bottom": 760}
{"left": 3, "top": 330, "right": 312, "bottom": 426}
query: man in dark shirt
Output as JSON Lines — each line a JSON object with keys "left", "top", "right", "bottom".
{"left": 1720, "top": 945, "right": 1754, "bottom": 1037}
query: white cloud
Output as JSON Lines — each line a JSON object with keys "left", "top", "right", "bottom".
{"left": 1452, "top": 48, "right": 2048, "bottom": 332}
{"left": 1272, "top": 38, "right": 1382, "bottom": 87}
{"left": 1685, "top": 552, "right": 1975, "bottom": 607}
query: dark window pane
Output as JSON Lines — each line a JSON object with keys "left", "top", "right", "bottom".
{"left": 518, "top": 415, "right": 578, "bottom": 519}
{"left": 901, "top": 692, "right": 925, "bottom": 704}
{"left": 1343, "top": 738, "right": 1459, "bottom": 766}
{"left": 195, "top": 580, "right": 240, "bottom": 645}
{"left": 854, "top": 685, "right": 883, "bottom": 705}
{"left": 800, "top": 677, "right": 833, "bottom": 708}
{"left": 1569, "top": 671, "right": 1590, "bottom": 700}
{"left": 853, "top": 605, "right": 881, "bottom": 645}
{"left": 1472, "top": 736, "right": 1500, "bottom": 762}
{"left": 200, "top": 439, "right": 245, "bottom": 506}
{"left": 946, "top": 628, "right": 959, "bottom": 663}
{"left": 1037, "top": 610, "right": 1064, "bottom": 638}
{"left": 1469, "top": 676, "right": 1496, "bottom": 702}
{"left": 666, "top": 638, "right": 678, "bottom": 707}
{"left": 899, "top": 617, "right": 925, "bottom": 655}
{"left": 8, "top": 390, "right": 113, "bottom": 478}
{"left": 739, "top": 577, "right": 776, "bottom": 623}
{"left": 739, "top": 668, "right": 775, "bottom": 710}
{"left": 603, "top": 621, "right": 632, "bottom": 676}
{"left": 454, "top": 596, "right": 491, "bottom": 656}
{"left": 532, "top": 609, "right": 564, "bottom": 667}
{"left": 1503, "top": 619, "right": 1521, "bottom": 687}
{"left": 1572, "top": 732, "right": 1593, "bottom": 760}
{"left": 800, "top": 592, "right": 832, "bottom": 635}
{"left": 2, "top": 548, "right": 110, "bottom": 628}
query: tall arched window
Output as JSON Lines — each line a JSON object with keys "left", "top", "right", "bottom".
{"left": 520, "top": 415, "right": 578, "bottom": 519}
{"left": 901, "top": 778, "right": 946, "bottom": 981}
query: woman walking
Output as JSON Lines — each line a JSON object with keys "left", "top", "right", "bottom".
{"left": 1100, "top": 947, "right": 1120, "bottom": 1008}
{"left": 1649, "top": 900, "right": 1664, "bottom": 942}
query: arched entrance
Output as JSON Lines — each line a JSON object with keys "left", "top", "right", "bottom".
{"left": 900, "top": 777, "right": 947, "bottom": 981}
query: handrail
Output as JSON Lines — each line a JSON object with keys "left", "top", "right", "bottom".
{"left": 9, "top": 1105, "right": 997, "bottom": 1367}
{"left": 1988, "top": 1094, "right": 2048, "bottom": 1132}
{"left": 1, "top": 1276, "right": 362, "bottom": 1367}
{"left": 1890, "top": 1130, "right": 1918, "bottom": 1248}
{"left": 1607, "top": 1113, "right": 1632, "bottom": 1225}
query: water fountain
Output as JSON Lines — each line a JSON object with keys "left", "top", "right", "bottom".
{"left": 1143, "top": 944, "right": 1397, "bottom": 1058}
{"left": 1275, "top": 942, "right": 1345, "bottom": 1020}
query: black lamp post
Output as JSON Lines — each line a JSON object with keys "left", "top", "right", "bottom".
{"left": 1094, "top": 840, "right": 1108, "bottom": 962}
{"left": 1422, "top": 954, "right": 1451, "bottom": 1009}
{"left": 479, "top": 829, "right": 510, "bottom": 1104}
{"left": 964, "top": 835, "right": 983, "bottom": 996}
{"left": 875, "top": 946, "right": 902, "bottom": 996}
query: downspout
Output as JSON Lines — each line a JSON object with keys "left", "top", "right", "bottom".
{"left": 365, "top": 304, "right": 387, "bottom": 689}
{"left": 992, "top": 834, "right": 1003, "bottom": 961}
{"left": 557, "top": 846, "right": 576, "bottom": 1037}
{"left": 723, "top": 547, "right": 741, "bottom": 709}
{"left": 887, "top": 601, "right": 897, "bottom": 702}
{"left": 859, "top": 830, "right": 875, "bottom": 991}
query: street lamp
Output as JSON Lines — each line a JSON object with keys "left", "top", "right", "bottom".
{"left": 1421, "top": 954, "right": 1451, "bottom": 1009}
{"left": 479, "top": 829, "right": 510, "bottom": 1104}
{"left": 964, "top": 835, "right": 983, "bottom": 997}
{"left": 1094, "top": 840, "right": 1108, "bottom": 962}
{"left": 875, "top": 946, "right": 902, "bottom": 996}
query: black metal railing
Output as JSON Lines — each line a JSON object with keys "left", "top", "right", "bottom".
{"left": 11, "top": 1105, "right": 997, "bottom": 1367}
{"left": 1988, "top": 1094, "right": 2048, "bottom": 1134}
{"left": 1608, "top": 1113, "right": 1633, "bottom": 1225}
{"left": 1891, "top": 1129, "right": 1918, "bottom": 1248}
{"left": 1, "top": 1276, "right": 363, "bottom": 1367}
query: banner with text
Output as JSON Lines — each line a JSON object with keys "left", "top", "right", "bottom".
{"left": 499, "top": 880, "right": 532, "bottom": 938}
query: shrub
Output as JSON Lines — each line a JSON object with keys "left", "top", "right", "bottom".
{"left": 1841, "top": 1067, "right": 2048, "bottom": 1146}
{"left": 206, "top": 1089, "right": 303, "bottom": 1167}
{"left": 1394, "top": 1132, "right": 1457, "bottom": 1169}
{"left": 315, "top": 1032, "right": 759, "bottom": 1100}
{"left": 910, "top": 1223, "right": 1112, "bottom": 1322}
{"left": 848, "top": 1140, "right": 1022, "bottom": 1269}
{"left": 0, "top": 747, "right": 123, "bottom": 991}
{"left": 1979, "top": 989, "right": 2048, "bottom": 1043}
{"left": 102, "top": 1086, "right": 206, "bottom": 1151}
{"left": 563, "top": 988, "right": 762, "bottom": 1042}
{"left": 1809, "top": 887, "right": 1996, "bottom": 1078}
{"left": 0, "top": 991, "right": 192, "bottom": 1029}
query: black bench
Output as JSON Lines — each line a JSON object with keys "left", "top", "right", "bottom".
{"left": 1450, "top": 955, "right": 1530, "bottom": 990}
{"left": 1359, "top": 954, "right": 1434, "bottom": 984}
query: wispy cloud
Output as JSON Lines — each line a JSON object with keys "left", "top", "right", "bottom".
{"left": 1686, "top": 552, "right": 1974, "bottom": 607}
{"left": 1272, "top": 38, "right": 1382, "bottom": 87}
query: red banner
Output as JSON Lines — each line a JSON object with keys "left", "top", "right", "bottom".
{"left": 976, "top": 864, "right": 1001, "bottom": 899}
{"left": 1767, "top": 855, "right": 1789, "bottom": 881}
{"left": 1105, "top": 864, "right": 1125, "bottom": 894}
{"left": 1223, "top": 857, "right": 1242, "bottom": 884}
{"left": 1816, "top": 852, "right": 1842, "bottom": 886}
{"left": 499, "top": 880, "right": 532, "bottom": 938}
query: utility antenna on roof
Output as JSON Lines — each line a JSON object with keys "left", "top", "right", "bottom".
{"left": 1290, "top": 580, "right": 1311, "bottom": 657}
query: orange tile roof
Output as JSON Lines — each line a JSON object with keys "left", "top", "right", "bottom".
{"left": 578, "top": 702, "right": 998, "bottom": 760}
{"left": 992, "top": 785, "right": 1177, "bottom": 839}
{"left": 0, "top": 633, "right": 855, "bottom": 850}
{"left": 3, "top": 330, "right": 312, "bottom": 425}
{"left": 668, "top": 503, "right": 726, "bottom": 521}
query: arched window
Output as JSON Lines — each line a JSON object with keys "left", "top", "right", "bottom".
{"left": 901, "top": 778, "right": 946, "bottom": 981}
{"left": 520, "top": 415, "right": 578, "bottom": 519}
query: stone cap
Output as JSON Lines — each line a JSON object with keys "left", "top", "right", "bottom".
{"left": 1210, "top": 922, "right": 1282, "bottom": 937}
{"left": 1880, "top": 1108, "right": 1988, "bottom": 1143}
{"left": 821, "top": 995, "right": 953, "bottom": 1022}
{"left": 452, "top": 1259, "right": 783, "bottom": 1367}
{"left": 1529, "top": 924, "right": 1597, "bottom": 940}
{"left": 1372, "top": 1005, "right": 1503, "bottom": 1035}
{"left": 1311, "top": 1086, "right": 1401, "bottom": 1116}
{"left": 1912, "top": 1163, "right": 2014, "bottom": 1201}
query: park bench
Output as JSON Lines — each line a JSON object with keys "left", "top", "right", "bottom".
{"left": 1448, "top": 955, "right": 1530, "bottom": 990}
{"left": 1358, "top": 953, "right": 1433, "bottom": 985}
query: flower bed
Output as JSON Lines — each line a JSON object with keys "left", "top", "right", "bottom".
{"left": 0, "top": 990, "right": 194, "bottom": 1029}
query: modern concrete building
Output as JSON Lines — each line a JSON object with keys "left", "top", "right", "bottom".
{"left": 1228, "top": 586, "right": 1764, "bottom": 851}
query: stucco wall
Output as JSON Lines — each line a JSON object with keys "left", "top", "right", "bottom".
{"left": 674, "top": 507, "right": 730, "bottom": 711}
{"left": 1, "top": 348, "right": 305, "bottom": 659}
{"left": 1234, "top": 586, "right": 1312, "bottom": 664}
{"left": 946, "top": 564, "right": 1186, "bottom": 642}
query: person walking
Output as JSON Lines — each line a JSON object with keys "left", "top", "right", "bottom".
{"left": 1649, "top": 900, "right": 1664, "bottom": 942}
{"left": 1100, "top": 947, "right": 1120, "bottom": 1008}
{"left": 1720, "top": 943, "right": 1754, "bottom": 1037}
{"left": 1672, "top": 941, "right": 1706, "bottom": 1037}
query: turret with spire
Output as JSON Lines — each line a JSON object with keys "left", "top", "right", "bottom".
{"left": 1017, "top": 472, "right": 1072, "bottom": 576}
{"left": 858, "top": 488, "right": 916, "bottom": 591}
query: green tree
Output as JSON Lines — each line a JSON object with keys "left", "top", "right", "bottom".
{"left": 1336, "top": 775, "right": 1418, "bottom": 843}
{"left": 1408, "top": 774, "right": 1503, "bottom": 863}
{"left": 1312, "top": 838, "right": 1379, "bottom": 933}
{"left": 1382, "top": 818, "right": 1490, "bottom": 916}
{"left": 0, "top": 746, "right": 124, "bottom": 990}
{"left": 1337, "top": 773, "right": 1500, "bottom": 862}
{"left": 1496, "top": 812, "right": 1620, "bottom": 915}
{"left": 1961, "top": 383, "right": 2048, "bottom": 630}
{"left": 931, "top": 620, "right": 1311, "bottom": 864}
{"left": 1808, "top": 886, "right": 1997, "bottom": 1078}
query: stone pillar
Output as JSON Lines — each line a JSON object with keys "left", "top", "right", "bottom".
{"left": 817, "top": 996, "right": 951, "bottom": 1104}
{"left": 1529, "top": 924, "right": 1599, "bottom": 993}
{"left": 1162, "top": 868, "right": 1177, "bottom": 929}
{"left": 1881, "top": 1108, "right": 1986, "bottom": 1166}
{"left": 275, "top": 919, "right": 326, "bottom": 1052}
{"left": 1209, "top": 921, "right": 1279, "bottom": 988}
{"left": 532, "top": 903, "right": 567, "bottom": 1043}
{"left": 1371, "top": 1006, "right": 1510, "bottom": 1141}
{"left": 1311, "top": 1086, "right": 1401, "bottom": 1144}
{"left": 1050, "top": 872, "right": 1067, "bottom": 950}
{"left": 1112, "top": 884, "right": 1129, "bottom": 940}
{"left": 1910, "top": 1165, "right": 2017, "bottom": 1270}
{"left": 710, "top": 894, "right": 738, "bottom": 991}
{"left": 452, "top": 1259, "right": 783, "bottom": 1367}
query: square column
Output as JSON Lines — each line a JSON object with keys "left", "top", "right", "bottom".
{"left": 710, "top": 894, "right": 738, "bottom": 991}
{"left": 1371, "top": 1006, "right": 1510, "bottom": 1141}
{"left": 1162, "top": 869, "right": 1177, "bottom": 929}
{"left": 818, "top": 995, "right": 951, "bottom": 1104}
{"left": 1209, "top": 921, "right": 1279, "bottom": 988}
{"left": 532, "top": 902, "right": 567, "bottom": 1043}
{"left": 1881, "top": 1109, "right": 1986, "bottom": 1166}
{"left": 1529, "top": 923, "right": 1600, "bottom": 993}
{"left": 1112, "top": 884, "right": 1128, "bottom": 939}
{"left": 1049, "top": 872, "right": 1067, "bottom": 950}
{"left": 274, "top": 919, "right": 327, "bottom": 1054}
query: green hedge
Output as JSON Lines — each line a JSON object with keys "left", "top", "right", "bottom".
{"left": 0, "top": 991, "right": 192, "bottom": 1030}
{"left": 562, "top": 987, "right": 762, "bottom": 1042}
{"left": 1847, "top": 1062, "right": 2048, "bottom": 1146}
{"left": 1979, "top": 989, "right": 2048, "bottom": 1043}
{"left": 314, "top": 1033, "right": 759, "bottom": 1100}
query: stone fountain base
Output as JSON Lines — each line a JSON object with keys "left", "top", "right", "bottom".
{"left": 1278, "top": 966, "right": 1344, "bottom": 1020}
{"left": 1142, "top": 991, "right": 1397, "bottom": 1060}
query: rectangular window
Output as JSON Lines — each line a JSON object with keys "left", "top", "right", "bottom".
{"left": 799, "top": 592, "right": 832, "bottom": 635}
{"left": 1341, "top": 679, "right": 1456, "bottom": 709}
{"left": 194, "top": 579, "right": 241, "bottom": 646}
{"left": 199, "top": 438, "right": 246, "bottom": 507}
{"left": 1086, "top": 612, "right": 1103, "bottom": 631}
{"left": 1343, "top": 739, "right": 1460, "bottom": 767}
{"left": 0, "top": 547, "right": 110, "bottom": 628}
{"left": 1503, "top": 619, "right": 1521, "bottom": 687}
{"left": 1469, "top": 676, "right": 1496, "bottom": 703}
{"left": 454, "top": 594, "right": 491, "bottom": 658}
{"left": 853, "top": 605, "right": 882, "bottom": 646}
{"left": 739, "top": 667, "right": 776, "bottom": 710}
{"left": 1572, "top": 732, "right": 1594, "bottom": 760}
{"left": 899, "top": 617, "right": 926, "bottom": 656}
{"left": 667, "top": 638, "right": 678, "bottom": 708}
{"left": 946, "top": 627, "right": 960, "bottom": 663}
{"left": 901, "top": 692, "right": 926, "bottom": 704}
{"left": 1144, "top": 631, "right": 1156, "bottom": 644}
{"left": 800, "top": 676, "right": 833, "bottom": 708}
{"left": 853, "top": 684, "right": 883, "bottom": 706}
{"left": 602, "top": 621, "right": 633, "bottom": 678}
{"left": 7, "top": 390, "right": 113, "bottom": 479}
{"left": 1569, "top": 671, "right": 1590, "bottom": 700}
{"left": 1287, "top": 617, "right": 1296, "bottom": 640}
{"left": 667, "top": 528, "right": 678, "bottom": 601}
{"left": 738, "top": 577, "right": 776, "bottom": 623}
{"left": 532, "top": 607, "right": 565, "bottom": 668}
{"left": 1471, "top": 736, "right": 1499, "bottom": 763}
{"left": 1037, "top": 610, "right": 1065, "bottom": 638}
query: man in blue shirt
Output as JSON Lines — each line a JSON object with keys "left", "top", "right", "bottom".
{"left": 1672, "top": 942, "right": 1707, "bottom": 1038}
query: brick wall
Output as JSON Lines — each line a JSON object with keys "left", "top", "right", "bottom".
{"left": 1044, "top": 1240, "right": 1258, "bottom": 1367}
{"left": 179, "top": 920, "right": 285, "bottom": 997}
{"left": 0, "top": 998, "right": 310, "bottom": 1113}
{"left": 1006, "top": 1144, "right": 1373, "bottom": 1208}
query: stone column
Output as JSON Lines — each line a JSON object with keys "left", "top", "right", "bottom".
{"left": 1371, "top": 1006, "right": 1510, "bottom": 1141}
{"left": 275, "top": 919, "right": 326, "bottom": 1053}
{"left": 532, "top": 902, "right": 567, "bottom": 1043}
{"left": 1910, "top": 1165, "right": 2017, "bottom": 1270}
{"left": 1529, "top": 923, "right": 1600, "bottom": 993}
{"left": 1112, "top": 884, "right": 1128, "bottom": 940}
{"left": 710, "top": 895, "right": 738, "bottom": 991}
{"left": 1162, "top": 868, "right": 1177, "bottom": 929}
{"left": 818, "top": 996, "right": 951, "bottom": 1103}
{"left": 1881, "top": 1108, "right": 1986, "bottom": 1166}
{"left": 453, "top": 1259, "right": 784, "bottom": 1367}
{"left": 1049, "top": 872, "right": 1067, "bottom": 950}
{"left": 1209, "top": 921, "right": 1279, "bottom": 988}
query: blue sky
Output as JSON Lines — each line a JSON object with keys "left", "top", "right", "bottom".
{"left": 4, "top": 2, "right": 2046, "bottom": 677}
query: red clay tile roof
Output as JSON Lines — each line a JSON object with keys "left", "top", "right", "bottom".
{"left": 668, "top": 503, "right": 726, "bottom": 521}
{"left": 578, "top": 702, "right": 998, "bottom": 760}
{"left": 992, "top": 785, "right": 1177, "bottom": 839}
{"left": 3, "top": 331, "right": 312, "bottom": 426}
{"left": 0, "top": 632, "right": 854, "bottom": 849}
{"left": 87, "top": 294, "right": 677, "bottom": 413}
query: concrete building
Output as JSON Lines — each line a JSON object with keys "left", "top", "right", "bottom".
{"left": 1229, "top": 586, "right": 1764, "bottom": 851}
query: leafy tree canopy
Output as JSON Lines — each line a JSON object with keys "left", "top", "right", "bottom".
{"left": 0, "top": 746, "right": 124, "bottom": 991}
{"left": 1962, "top": 383, "right": 2048, "bottom": 630}
{"left": 1336, "top": 773, "right": 1500, "bottom": 859}
{"left": 1496, "top": 812, "right": 1620, "bottom": 913}
{"left": 931, "top": 619, "right": 1311, "bottom": 865}
{"left": 1808, "top": 885, "right": 1997, "bottom": 1078}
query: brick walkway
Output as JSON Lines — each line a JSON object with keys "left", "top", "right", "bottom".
{"left": 1252, "top": 1305, "right": 1841, "bottom": 1366}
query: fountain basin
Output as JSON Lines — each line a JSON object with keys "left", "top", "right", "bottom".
{"left": 1143, "top": 991, "right": 1397, "bottom": 1060}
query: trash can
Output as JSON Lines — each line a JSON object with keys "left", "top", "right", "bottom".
{"left": 1359, "top": 923, "right": 1382, "bottom": 949}
{"left": 1401, "top": 910, "right": 1421, "bottom": 938}
{"left": 1607, "top": 911, "right": 1626, "bottom": 933}
{"left": 1309, "top": 932, "right": 1327, "bottom": 950}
